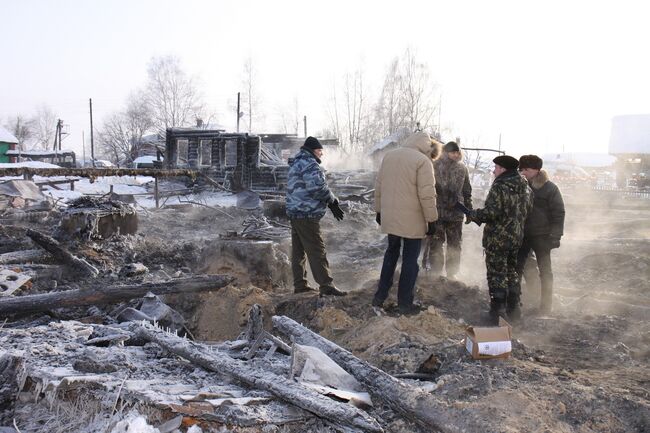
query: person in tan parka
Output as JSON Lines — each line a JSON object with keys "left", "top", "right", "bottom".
{"left": 372, "top": 131, "right": 438, "bottom": 314}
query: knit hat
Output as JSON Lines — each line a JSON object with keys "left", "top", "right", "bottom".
{"left": 443, "top": 141, "right": 460, "bottom": 153}
{"left": 493, "top": 155, "right": 519, "bottom": 170}
{"left": 518, "top": 154, "right": 543, "bottom": 170}
{"left": 303, "top": 136, "right": 323, "bottom": 150}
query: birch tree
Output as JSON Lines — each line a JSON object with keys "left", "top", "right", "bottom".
{"left": 144, "top": 56, "right": 204, "bottom": 134}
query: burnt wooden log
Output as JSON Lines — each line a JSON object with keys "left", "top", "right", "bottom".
{"left": 272, "top": 315, "right": 463, "bottom": 433}
{"left": 0, "top": 352, "right": 23, "bottom": 424}
{"left": 243, "top": 304, "right": 264, "bottom": 344}
{"left": 132, "top": 323, "right": 383, "bottom": 433}
{"left": 0, "top": 250, "right": 47, "bottom": 265}
{"left": 25, "top": 229, "right": 98, "bottom": 277}
{"left": 0, "top": 167, "right": 198, "bottom": 179}
{"left": 0, "top": 275, "right": 234, "bottom": 317}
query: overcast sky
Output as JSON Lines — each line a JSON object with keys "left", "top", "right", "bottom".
{"left": 2, "top": 0, "right": 649, "bottom": 157}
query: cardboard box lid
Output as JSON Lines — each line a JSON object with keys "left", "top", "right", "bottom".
{"left": 466, "top": 317, "right": 512, "bottom": 342}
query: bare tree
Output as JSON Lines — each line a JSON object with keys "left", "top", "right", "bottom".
{"left": 3, "top": 115, "right": 35, "bottom": 151}
{"left": 144, "top": 56, "right": 204, "bottom": 134}
{"left": 278, "top": 96, "right": 300, "bottom": 135}
{"left": 327, "top": 65, "right": 373, "bottom": 152}
{"left": 32, "top": 105, "right": 57, "bottom": 150}
{"left": 400, "top": 48, "right": 437, "bottom": 130}
{"left": 373, "top": 49, "right": 439, "bottom": 139}
{"left": 99, "top": 92, "right": 153, "bottom": 164}
{"left": 374, "top": 58, "right": 406, "bottom": 137}
{"left": 241, "top": 56, "right": 262, "bottom": 133}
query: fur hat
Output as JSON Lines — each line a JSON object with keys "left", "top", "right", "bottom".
{"left": 493, "top": 155, "right": 519, "bottom": 170}
{"left": 443, "top": 141, "right": 460, "bottom": 153}
{"left": 431, "top": 139, "right": 443, "bottom": 160}
{"left": 519, "top": 154, "right": 543, "bottom": 170}
{"left": 303, "top": 136, "right": 323, "bottom": 150}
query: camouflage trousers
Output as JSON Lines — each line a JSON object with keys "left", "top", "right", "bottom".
{"left": 422, "top": 220, "right": 463, "bottom": 277}
{"left": 485, "top": 248, "right": 520, "bottom": 300}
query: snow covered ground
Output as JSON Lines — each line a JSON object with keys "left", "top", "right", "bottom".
{"left": 1, "top": 163, "right": 241, "bottom": 209}
{"left": 0, "top": 161, "right": 62, "bottom": 169}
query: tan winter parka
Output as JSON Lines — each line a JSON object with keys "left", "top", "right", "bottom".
{"left": 374, "top": 132, "right": 438, "bottom": 239}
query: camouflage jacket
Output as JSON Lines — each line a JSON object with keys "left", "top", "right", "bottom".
{"left": 286, "top": 148, "right": 335, "bottom": 219}
{"left": 471, "top": 169, "right": 532, "bottom": 251}
{"left": 433, "top": 153, "right": 472, "bottom": 221}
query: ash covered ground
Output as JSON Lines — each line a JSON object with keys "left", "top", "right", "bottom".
{"left": 0, "top": 180, "right": 649, "bottom": 433}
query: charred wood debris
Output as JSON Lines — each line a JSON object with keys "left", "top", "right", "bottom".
{"left": 0, "top": 157, "right": 472, "bottom": 433}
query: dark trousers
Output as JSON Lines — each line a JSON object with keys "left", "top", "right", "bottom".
{"left": 374, "top": 234, "right": 422, "bottom": 307}
{"left": 422, "top": 220, "right": 463, "bottom": 277}
{"left": 485, "top": 248, "right": 519, "bottom": 301}
{"left": 516, "top": 235, "right": 553, "bottom": 307}
{"left": 290, "top": 218, "right": 334, "bottom": 291}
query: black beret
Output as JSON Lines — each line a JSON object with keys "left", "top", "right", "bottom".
{"left": 493, "top": 155, "right": 519, "bottom": 170}
{"left": 443, "top": 141, "right": 460, "bottom": 152}
{"left": 303, "top": 136, "right": 323, "bottom": 150}
{"left": 519, "top": 154, "right": 543, "bottom": 170}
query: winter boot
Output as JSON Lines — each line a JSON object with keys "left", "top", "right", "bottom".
{"left": 319, "top": 286, "right": 347, "bottom": 297}
{"left": 488, "top": 296, "right": 507, "bottom": 325}
{"left": 540, "top": 284, "right": 553, "bottom": 315}
{"left": 506, "top": 291, "right": 522, "bottom": 322}
{"left": 294, "top": 285, "right": 317, "bottom": 294}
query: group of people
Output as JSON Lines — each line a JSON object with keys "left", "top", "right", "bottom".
{"left": 285, "top": 133, "right": 565, "bottom": 324}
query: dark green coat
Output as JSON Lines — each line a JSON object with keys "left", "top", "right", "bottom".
{"left": 472, "top": 169, "right": 532, "bottom": 251}
{"left": 524, "top": 170, "right": 565, "bottom": 238}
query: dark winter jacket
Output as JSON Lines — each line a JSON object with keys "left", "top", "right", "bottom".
{"left": 471, "top": 169, "right": 532, "bottom": 251}
{"left": 524, "top": 170, "right": 565, "bottom": 238}
{"left": 433, "top": 153, "right": 473, "bottom": 222}
{"left": 286, "top": 147, "right": 335, "bottom": 219}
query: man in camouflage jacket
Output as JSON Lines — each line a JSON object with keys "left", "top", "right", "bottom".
{"left": 422, "top": 141, "right": 472, "bottom": 278}
{"left": 515, "top": 155, "right": 565, "bottom": 316}
{"left": 286, "top": 137, "right": 346, "bottom": 297}
{"left": 468, "top": 155, "right": 532, "bottom": 322}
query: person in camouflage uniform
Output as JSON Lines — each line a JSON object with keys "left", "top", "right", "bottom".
{"left": 468, "top": 155, "right": 532, "bottom": 322}
{"left": 286, "top": 137, "right": 346, "bottom": 297}
{"left": 422, "top": 141, "right": 472, "bottom": 278}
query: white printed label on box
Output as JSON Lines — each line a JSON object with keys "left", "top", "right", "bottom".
{"left": 477, "top": 340, "right": 511, "bottom": 356}
{"left": 465, "top": 337, "right": 474, "bottom": 354}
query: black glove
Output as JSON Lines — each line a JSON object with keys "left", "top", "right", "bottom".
{"left": 548, "top": 235, "right": 561, "bottom": 249}
{"left": 375, "top": 213, "right": 381, "bottom": 225}
{"left": 465, "top": 215, "right": 473, "bottom": 225}
{"left": 328, "top": 199, "right": 344, "bottom": 221}
{"left": 426, "top": 221, "right": 437, "bottom": 236}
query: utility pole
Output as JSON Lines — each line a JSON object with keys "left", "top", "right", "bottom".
{"left": 57, "top": 119, "right": 62, "bottom": 151}
{"left": 303, "top": 115, "right": 307, "bottom": 137}
{"left": 52, "top": 119, "right": 61, "bottom": 151}
{"left": 498, "top": 133, "right": 502, "bottom": 153}
{"left": 236, "top": 92, "right": 241, "bottom": 133}
{"left": 89, "top": 98, "right": 95, "bottom": 167}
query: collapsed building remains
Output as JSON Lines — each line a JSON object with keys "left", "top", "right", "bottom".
{"left": 165, "top": 128, "right": 289, "bottom": 192}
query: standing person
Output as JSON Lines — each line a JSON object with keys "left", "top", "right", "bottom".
{"left": 372, "top": 131, "right": 438, "bottom": 314}
{"left": 468, "top": 155, "right": 532, "bottom": 323}
{"left": 286, "top": 136, "right": 346, "bottom": 297}
{"left": 422, "top": 141, "right": 472, "bottom": 278}
{"left": 514, "top": 155, "right": 565, "bottom": 316}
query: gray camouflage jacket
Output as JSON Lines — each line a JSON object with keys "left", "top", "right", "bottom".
{"left": 286, "top": 148, "right": 335, "bottom": 219}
